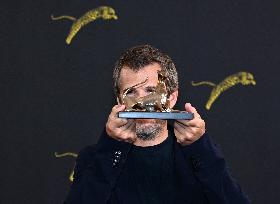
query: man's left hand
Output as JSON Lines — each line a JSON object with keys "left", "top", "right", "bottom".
{"left": 174, "top": 103, "right": 206, "bottom": 146}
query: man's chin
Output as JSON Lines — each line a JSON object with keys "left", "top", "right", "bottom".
{"left": 135, "top": 119, "right": 165, "bottom": 141}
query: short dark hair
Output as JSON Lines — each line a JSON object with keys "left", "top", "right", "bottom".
{"left": 113, "top": 44, "right": 179, "bottom": 99}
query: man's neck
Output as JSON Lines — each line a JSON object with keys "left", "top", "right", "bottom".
{"left": 133, "top": 126, "right": 168, "bottom": 147}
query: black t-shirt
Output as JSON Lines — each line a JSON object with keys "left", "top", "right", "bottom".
{"left": 109, "top": 135, "right": 176, "bottom": 204}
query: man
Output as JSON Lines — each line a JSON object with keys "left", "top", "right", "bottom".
{"left": 64, "top": 45, "right": 250, "bottom": 204}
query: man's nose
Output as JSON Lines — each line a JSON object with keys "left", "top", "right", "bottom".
{"left": 136, "top": 89, "right": 148, "bottom": 98}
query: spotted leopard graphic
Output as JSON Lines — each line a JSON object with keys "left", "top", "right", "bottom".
{"left": 55, "top": 152, "right": 77, "bottom": 182}
{"left": 191, "top": 72, "right": 256, "bottom": 110}
{"left": 51, "top": 6, "right": 118, "bottom": 44}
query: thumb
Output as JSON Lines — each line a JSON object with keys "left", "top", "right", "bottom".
{"left": 185, "top": 103, "right": 201, "bottom": 119}
{"left": 116, "top": 104, "right": 126, "bottom": 112}
{"left": 185, "top": 103, "right": 194, "bottom": 113}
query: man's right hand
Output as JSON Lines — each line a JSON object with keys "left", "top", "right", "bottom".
{"left": 106, "top": 105, "right": 136, "bottom": 143}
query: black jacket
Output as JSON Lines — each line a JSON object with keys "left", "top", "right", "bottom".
{"left": 64, "top": 128, "right": 250, "bottom": 204}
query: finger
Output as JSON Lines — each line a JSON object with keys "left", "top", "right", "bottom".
{"left": 124, "top": 137, "right": 136, "bottom": 143}
{"left": 174, "top": 121, "right": 185, "bottom": 135}
{"left": 176, "top": 118, "right": 203, "bottom": 127}
{"left": 120, "top": 119, "right": 135, "bottom": 131}
{"left": 174, "top": 128, "right": 193, "bottom": 144}
{"left": 108, "top": 105, "right": 128, "bottom": 127}
{"left": 174, "top": 128, "right": 183, "bottom": 140}
{"left": 174, "top": 121, "right": 196, "bottom": 136}
{"left": 175, "top": 119, "right": 191, "bottom": 127}
{"left": 111, "top": 104, "right": 126, "bottom": 118}
{"left": 108, "top": 116, "right": 128, "bottom": 128}
{"left": 127, "top": 122, "right": 137, "bottom": 140}
{"left": 175, "top": 121, "right": 198, "bottom": 137}
{"left": 121, "top": 119, "right": 136, "bottom": 135}
{"left": 122, "top": 127, "right": 137, "bottom": 143}
{"left": 185, "top": 103, "right": 201, "bottom": 119}
{"left": 185, "top": 119, "right": 205, "bottom": 128}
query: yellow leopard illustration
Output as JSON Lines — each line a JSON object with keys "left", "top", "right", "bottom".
{"left": 55, "top": 152, "right": 77, "bottom": 182}
{"left": 51, "top": 6, "right": 118, "bottom": 44}
{"left": 191, "top": 72, "right": 256, "bottom": 110}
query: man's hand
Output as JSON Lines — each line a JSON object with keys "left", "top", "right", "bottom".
{"left": 174, "top": 103, "right": 206, "bottom": 146}
{"left": 106, "top": 105, "right": 136, "bottom": 143}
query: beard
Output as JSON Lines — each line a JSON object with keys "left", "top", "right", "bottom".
{"left": 135, "top": 119, "right": 165, "bottom": 141}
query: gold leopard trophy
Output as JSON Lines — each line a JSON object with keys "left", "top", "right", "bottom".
{"left": 120, "top": 70, "right": 171, "bottom": 112}
{"left": 118, "top": 70, "right": 193, "bottom": 120}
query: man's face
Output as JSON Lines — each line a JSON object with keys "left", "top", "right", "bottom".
{"left": 118, "top": 63, "right": 166, "bottom": 141}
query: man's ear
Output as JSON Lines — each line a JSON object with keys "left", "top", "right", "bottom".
{"left": 168, "top": 90, "right": 178, "bottom": 109}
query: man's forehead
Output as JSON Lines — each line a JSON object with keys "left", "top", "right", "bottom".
{"left": 119, "top": 65, "right": 161, "bottom": 91}
{"left": 120, "top": 64, "right": 161, "bottom": 77}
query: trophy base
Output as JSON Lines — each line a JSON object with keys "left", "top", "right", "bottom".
{"left": 118, "top": 111, "right": 194, "bottom": 120}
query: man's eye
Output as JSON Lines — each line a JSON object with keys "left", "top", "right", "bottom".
{"left": 147, "top": 88, "right": 156, "bottom": 93}
{"left": 126, "top": 89, "right": 134, "bottom": 96}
